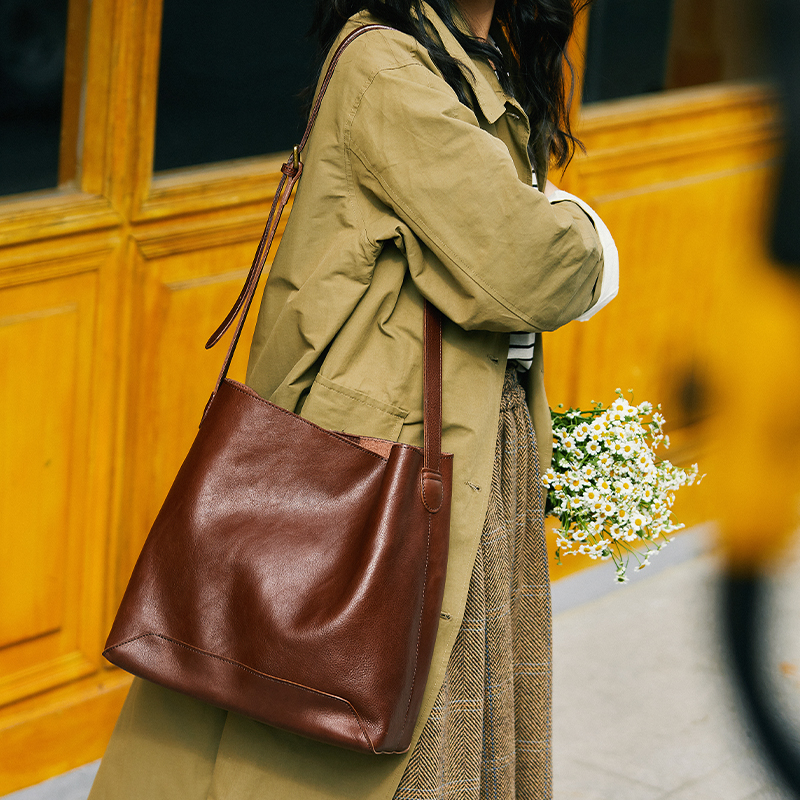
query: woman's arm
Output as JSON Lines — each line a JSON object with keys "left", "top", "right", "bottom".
{"left": 347, "top": 61, "right": 604, "bottom": 334}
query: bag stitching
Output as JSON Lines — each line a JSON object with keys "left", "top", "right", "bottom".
{"left": 104, "top": 631, "right": 377, "bottom": 752}
{"left": 400, "top": 512, "right": 431, "bottom": 735}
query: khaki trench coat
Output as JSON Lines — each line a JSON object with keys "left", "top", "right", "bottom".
{"left": 90, "top": 5, "right": 603, "bottom": 800}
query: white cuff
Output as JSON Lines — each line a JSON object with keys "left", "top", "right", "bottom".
{"left": 545, "top": 187, "right": 619, "bottom": 321}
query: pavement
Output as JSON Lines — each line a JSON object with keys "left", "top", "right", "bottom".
{"left": 551, "top": 526, "right": 798, "bottom": 799}
{"left": 6, "top": 525, "right": 798, "bottom": 799}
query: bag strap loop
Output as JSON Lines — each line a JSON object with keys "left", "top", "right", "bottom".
{"left": 204, "top": 23, "right": 445, "bottom": 489}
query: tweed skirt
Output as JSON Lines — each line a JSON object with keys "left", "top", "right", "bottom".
{"left": 393, "top": 367, "right": 552, "bottom": 800}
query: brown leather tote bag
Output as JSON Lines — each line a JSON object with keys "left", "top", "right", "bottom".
{"left": 103, "top": 25, "right": 453, "bottom": 756}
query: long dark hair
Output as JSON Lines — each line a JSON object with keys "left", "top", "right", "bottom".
{"left": 310, "top": 0, "right": 589, "bottom": 172}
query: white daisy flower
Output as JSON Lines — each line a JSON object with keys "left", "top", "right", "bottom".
{"left": 620, "top": 442, "right": 636, "bottom": 459}
{"left": 573, "top": 422, "right": 590, "bottom": 441}
{"left": 588, "top": 521, "right": 603, "bottom": 536}
{"left": 589, "top": 420, "right": 606, "bottom": 437}
{"left": 616, "top": 478, "right": 634, "bottom": 494}
{"left": 567, "top": 474, "right": 584, "bottom": 491}
{"left": 631, "top": 512, "right": 650, "bottom": 530}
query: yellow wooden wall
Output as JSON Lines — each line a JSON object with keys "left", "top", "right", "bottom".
{"left": 544, "top": 82, "right": 781, "bottom": 574}
{"left": 0, "top": 0, "right": 289, "bottom": 790}
{"left": 0, "top": 0, "right": 781, "bottom": 792}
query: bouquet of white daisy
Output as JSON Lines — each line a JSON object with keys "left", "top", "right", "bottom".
{"left": 540, "top": 390, "right": 700, "bottom": 583}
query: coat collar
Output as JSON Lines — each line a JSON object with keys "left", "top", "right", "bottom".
{"left": 420, "top": 2, "right": 508, "bottom": 124}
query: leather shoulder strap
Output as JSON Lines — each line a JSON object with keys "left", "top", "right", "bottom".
{"left": 204, "top": 24, "right": 394, "bottom": 363}
{"left": 204, "top": 23, "right": 445, "bottom": 483}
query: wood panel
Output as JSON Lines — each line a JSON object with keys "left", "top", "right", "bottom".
{"left": 0, "top": 671, "right": 131, "bottom": 792}
{"left": 0, "top": 292, "right": 83, "bottom": 649}
{"left": 0, "top": 0, "right": 294, "bottom": 785}
{"left": 0, "top": 0, "right": 128, "bottom": 784}
{"left": 59, "top": 0, "right": 92, "bottom": 185}
{"left": 0, "top": 248, "right": 114, "bottom": 711}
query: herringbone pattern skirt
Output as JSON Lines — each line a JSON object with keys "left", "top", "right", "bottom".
{"left": 393, "top": 367, "right": 551, "bottom": 800}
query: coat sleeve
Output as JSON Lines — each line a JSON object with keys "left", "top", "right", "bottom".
{"left": 347, "top": 62, "right": 604, "bottom": 333}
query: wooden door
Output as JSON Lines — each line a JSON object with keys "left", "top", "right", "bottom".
{"left": 0, "top": 0, "right": 309, "bottom": 791}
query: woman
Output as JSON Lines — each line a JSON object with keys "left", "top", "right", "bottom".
{"left": 90, "top": 1, "right": 617, "bottom": 798}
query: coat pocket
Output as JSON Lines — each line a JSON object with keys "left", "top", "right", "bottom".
{"left": 300, "top": 373, "right": 409, "bottom": 442}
